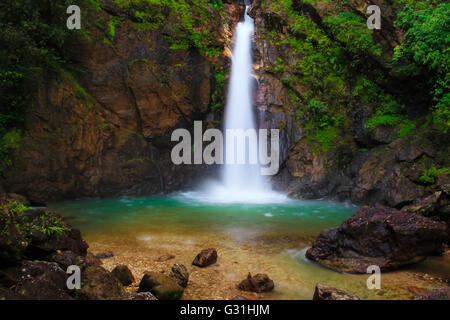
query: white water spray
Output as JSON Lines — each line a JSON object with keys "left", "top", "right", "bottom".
{"left": 222, "top": 7, "right": 264, "bottom": 192}
{"left": 183, "top": 6, "right": 286, "bottom": 204}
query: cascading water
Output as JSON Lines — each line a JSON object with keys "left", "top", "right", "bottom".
{"left": 184, "top": 6, "right": 286, "bottom": 204}
{"left": 222, "top": 6, "right": 265, "bottom": 193}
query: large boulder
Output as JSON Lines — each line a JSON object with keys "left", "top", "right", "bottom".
{"left": 13, "top": 261, "right": 73, "bottom": 300}
{"left": 138, "top": 272, "right": 184, "bottom": 300}
{"left": 46, "top": 250, "right": 81, "bottom": 270}
{"left": 0, "top": 214, "right": 27, "bottom": 268}
{"left": 0, "top": 197, "right": 88, "bottom": 267}
{"left": 25, "top": 226, "right": 88, "bottom": 259}
{"left": 78, "top": 266, "right": 125, "bottom": 300}
{"left": 192, "top": 248, "right": 218, "bottom": 268}
{"left": 111, "top": 265, "right": 135, "bottom": 286}
{"left": 306, "top": 206, "right": 447, "bottom": 273}
{"left": 313, "top": 284, "right": 360, "bottom": 300}
{"left": 237, "top": 273, "right": 274, "bottom": 293}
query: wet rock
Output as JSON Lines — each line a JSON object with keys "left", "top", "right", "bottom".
{"left": 112, "top": 265, "right": 135, "bottom": 286}
{"left": 78, "top": 266, "right": 125, "bottom": 300}
{"left": 156, "top": 254, "right": 175, "bottom": 262}
{"left": 6, "top": 194, "right": 30, "bottom": 206}
{"left": 27, "top": 226, "right": 88, "bottom": 259}
{"left": 397, "top": 140, "right": 424, "bottom": 162}
{"left": 237, "top": 273, "right": 274, "bottom": 293}
{"left": 248, "top": 0, "right": 261, "bottom": 18}
{"left": 0, "top": 214, "right": 27, "bottom": 268}
{"left": 138, "top": 272, "right": 184, "bottom": 300}
{"left": 192, "top": 248, "right": 218, "bottom": 268}
{"left": 313, "top": 284, "right": 360, "bottom": 300}
{"left": 2, "top": 0, "right": 244, "bottom": 204}
{"left": 441, "top": 184, "right": 450, "bottom": 196}
{"left": 14, "top": 261, "right": 72, "bottom": 300}
{"left": 351, "top": 143, "right": 425, "bottom": 207}
{"left": 1, "top": 197, "right": 88, "bottom": 267}
{"left": 370, "top": 126, "right": 396, "bottom": 145}
{"left": 306, "top": 206, "right": 447, "bottom": 273}
{"left": 129, "top": 292, "right": 158, "bottom": 300}
{"left": 84, "top": 251, "right": 103, "bottom": 267}
{"left": 47, "top": 250, "right": 80, "bottom": 270}
{"left": 414, "top": 287, "right": 450, "bottom": 300}
{"left": 0, "top": 269, "right": 17, "bottom": 288}
{"left": 401, "top": 192, "right": 443, "bottom": 217}
{"left": 0, "top": 286, "right": 22, "bottom": 300}
{"left": 408, "top": 286, "right": 428, "bottom": 296}
{"left": 95, "top": 251, "right": 114, "bottom": 259}
{"left": 170, "top": 264, "right": 189, "bottom": 288}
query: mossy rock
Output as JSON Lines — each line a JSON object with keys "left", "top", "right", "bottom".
{"left": 138, "top": 272, "right": 184, "bottom": 300}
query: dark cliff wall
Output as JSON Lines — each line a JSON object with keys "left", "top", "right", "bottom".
{"left": 250, "top": 0, "right": 449, "bottom": 207}
{"left": 1, "top": 0, "right": 244, "bottom": 203}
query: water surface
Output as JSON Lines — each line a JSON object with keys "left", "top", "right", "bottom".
{"left": 49, "top": 194, "right": 449, "bottom": 300}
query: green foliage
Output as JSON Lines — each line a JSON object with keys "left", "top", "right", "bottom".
{"left": 109, "top": 16, "right": 120, "bottom": 38}
{"left": 326, "top": 12, "right": 382, "bottom": 57}
{"left": 210, "top": 0, "right": 223, "bottom": 10}
{"left": 398, "top": 120, "right": 416, "bottom": 137}
{"left": 0, "top": 0, "right": 94, "bottom": 171}
{"left": 114, "top": 0, "right": 167, "bottom": 31}
{"left": 0, "top": 0, "right": 74, "bottom": 134}
{"left": 420, "top": 167, "right": 450, "bottom": 184}
{"left": 393, "top": 3, "right": 450, "bottom": 132}
{"left": 272, "top": 57, "right": 287, "bottom": 74}
{"left": 365, "top": 115, "right": 402, "bottom": 129}
{"left": 308, "top": 126, "right": 339, "bottom": 152}
{"left": 117, "top": 0, "right": 225, "bottom": 55}
{"left": 211, "top": 69, "right": 227, "bottom": 112}
{"left": 3, "top": 199, "right": 31, "bottom": 215}
{"left": 1, "top": 198, "right": 70, "bottom": 240}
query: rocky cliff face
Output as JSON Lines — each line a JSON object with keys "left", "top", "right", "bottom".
{"left": 1, "top": 0, "right": 448, "bottom": 207}
{"left": 2, "top": 0, "right": 244, "bottom": 204}
{"left": 249, "top": 0, "right": 449, "bottom": 207}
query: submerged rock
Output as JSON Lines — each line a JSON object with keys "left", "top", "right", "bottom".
{"left": 156, "top": 254, "right": 175, "bottom": 262}
{"left": 192, "top": 248, "right": 218, "bottom": 267}
{"left": 408, "top": 286, "right": 428, "bottom": 296}
{"left": 170, "top": 264, "right": 189, "bottom": 288}
{"left": 237, "top": 273, "right": 274, "bottom": 293}
{"left": 306, "top": 206, "right": 447, "bottom": 273}
{"left": 112, "top": 265, "right": 135, "bottom": 286}
{"left": 138, "top": 272, "right": 184, "bottom": 300}
{"left": 313, "top": 284, "right": 360, "bottom": 300}
{"left": 94, "top": 251, "right": 114, "bottom": 259}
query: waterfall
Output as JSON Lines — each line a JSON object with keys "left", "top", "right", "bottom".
{"left": 205, "top": 6, "right": 285, "bottom": 203}
{"left": 183, "top": 6, "right": 286, "bottom": 204}
{"left": 222, "top": 7, "right": 265, "bottom": 192}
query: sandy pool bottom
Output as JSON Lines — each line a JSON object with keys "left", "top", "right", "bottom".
{"left": 84, "top": 230, "right": 450, "bottom": 300}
